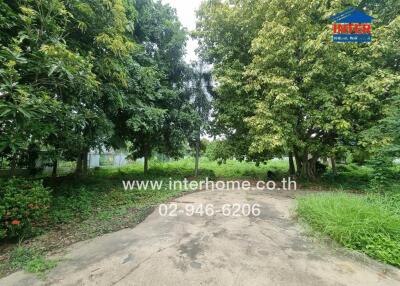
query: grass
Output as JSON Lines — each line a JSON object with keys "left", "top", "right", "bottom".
{"left": 296, "top": 192, "right": 400, "bottom": 267}
{"left": 206, "top": 158, "right": 288, "bottom": 179}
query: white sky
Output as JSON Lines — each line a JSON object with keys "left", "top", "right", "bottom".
{"left": 162, "top": 0, "right": 203, "bottom": 63}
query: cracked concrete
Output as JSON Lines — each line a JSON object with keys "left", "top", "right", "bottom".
{"left": 1, "top": 189, "right": 400, "bottom": 286}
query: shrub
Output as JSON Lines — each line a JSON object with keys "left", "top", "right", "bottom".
{"left": 0, "top": 179, "right": 51, "bottom": 240}
{"left": 367, "top": 156, "right": 396, "bottom": 192}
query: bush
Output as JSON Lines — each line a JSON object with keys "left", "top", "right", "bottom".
{"left": 297, "top": 192, "right": 400, "bottom": 267}
{"left": 0, "top": 179, "right": 51, "bottom": 240}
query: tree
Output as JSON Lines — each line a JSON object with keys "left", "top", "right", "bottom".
{"left": 186, "top": 61, "right": 212, "bottom": 176}
{"left": 359, "top": 14, "right": 400, "bottom": 189}
{"left": 111, "top": 0, "right": 194, "bottom": 174}
{"left": 64, "top": 0, "right": 136, "bottom": 176}
{"left": 0, "top": 0, "right": 98, "bottom": 176}
{"left": 196, "top": 0, "right": 400, "bottom": 180}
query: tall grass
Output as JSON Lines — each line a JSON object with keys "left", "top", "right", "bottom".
{"left": 297, "top": 192, "right": 400, "bottom": 267}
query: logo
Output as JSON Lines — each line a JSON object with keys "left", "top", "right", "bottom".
{"left": 330, "top": 8, "right": 373, "bottom": 43}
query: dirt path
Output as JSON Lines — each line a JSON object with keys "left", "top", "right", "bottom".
{"left": 1, "top": 189, "right": 400, "bottom": 286}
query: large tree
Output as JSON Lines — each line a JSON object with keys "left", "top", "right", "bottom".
{"left": 196, "top": 0, "right": 400, "bottom": 179}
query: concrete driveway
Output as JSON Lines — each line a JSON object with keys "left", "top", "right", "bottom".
{"left": 2, "top": 189, "right": 400, "bottom": 286}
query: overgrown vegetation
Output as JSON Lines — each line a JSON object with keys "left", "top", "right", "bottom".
{"left": 297, "top": 160, "right": 400, "bottom": 268}
{"left": 0, "top": 0, "right": 203, "bottom": 177}
{"left": 297, "top": 192, "right": 400, "bottom": 267}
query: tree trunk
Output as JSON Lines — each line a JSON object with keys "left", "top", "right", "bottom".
{"left": 308, "top": 156, "right": 317, "bottom": 180}
{"left": 195, "top": 131, "right": 200, "bottom": 177}
{"left": 288, "top": 152, "right": 295, "bottom": 177}
{"left": 10, "top": 154, "right": 17, "bottom": 177}
{"left": 300, "top": 153, "right": 308, "bottom": 179}
{"left": 299, "top": 153, "right": 318, "bottom": 181}
{"left": 144, "top": 155, "right": 149, "bottom": 174}
{"left": 75, "top": 153, "right": 83, "bottom": 176}
{"left": 331, "top": 156, "right": 337, "bottom": 175}
{"left": 294, "top": 151, "right": 302, "bottom": 177}
{"left": 52, "top": 159, "right": 58, "bottom": 179}
{"left": 82, "top": 151, "right": 88, "bottom": 175}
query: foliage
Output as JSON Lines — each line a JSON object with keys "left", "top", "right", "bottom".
{"left": 0, "top": 0, "right": 102, "bottom": 175}
{"left": 24, "top": 256, "right": 57, "bottom": 275}
{"left": 137, "top": 157, "right": 288, "bottom": 180}
{"left": 50, "top": 187, "right": 95, "bottom": 224}
{"left": 319, "top": 163, "right": 373, "bottom": 191}
{"left": 367, "top": 156, "right": 395, "bottom": 192}
{"left": 205, "top": 140, "right": 235, "bottom": 164}
{"left": 195, "top": 0, "right": 268, "bottom": 162}
{"left": 0, "top": 179, "right": 51, "bottom": 240}
{"left": 297, "top": 192, "right": 400, "bottom": 267}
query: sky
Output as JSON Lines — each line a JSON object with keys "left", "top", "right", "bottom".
{"left": 161, "top": 0, "right": 203, "bottom": 63}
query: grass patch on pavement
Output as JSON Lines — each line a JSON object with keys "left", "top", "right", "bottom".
{"left": 3, "top": 246, "right": 57, "bottom": 278}
{"left": 296, "top": 192, "right": 400, "bottom": 267}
